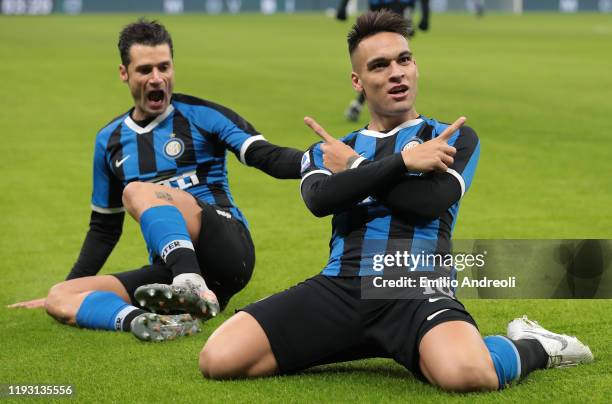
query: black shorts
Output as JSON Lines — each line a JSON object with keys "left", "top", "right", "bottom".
{"left": 113, "top": 201, "right": 255, "bottom": 310}
{"left": 242, "top": 274, "right": 476, "bottom": 380}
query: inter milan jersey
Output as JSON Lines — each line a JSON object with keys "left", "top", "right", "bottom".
{"left": 91, "top": 93, "right": 266, "bottom": 227}
{"left": 300, "top": 116, "right": 479, "bottom": 277}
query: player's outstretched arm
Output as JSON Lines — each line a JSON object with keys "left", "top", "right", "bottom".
{"left": 7, "top": 298, "right": 47, "bottom": 309}
{"left": 244, "top": 141, "right": 304, "bottom": 179}
{"left": 192, "top": 99, "right": 304, "bottom": 179}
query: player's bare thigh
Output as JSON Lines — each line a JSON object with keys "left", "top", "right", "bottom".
{"left": 418, "top": 320, "right": 498, "bottom": 391}
{"left": 45, "top": 275, "right": 130, "bottom": 326}
{"left": 199, "top": 311, "right": 278, "bottom": 379}
{"left": 122, "top": 181, "right": 202, "bottom": 241}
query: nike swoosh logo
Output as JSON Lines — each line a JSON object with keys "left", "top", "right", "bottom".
{"left": 115, "top": 155, "right": 130, "bottom": 168}
{"left": 523, "top": 330, "right": 568, "bottom": 350}
{"left": 427, "top": 309, "right": 450, "bottom": 321}
{"left": 428, "top": 297, "right": 448, "bottom": 303}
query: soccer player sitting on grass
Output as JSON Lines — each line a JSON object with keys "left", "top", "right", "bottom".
{"left": 10, "top": 19, "right": 303, "bottom": 341}
{"left": 198, "top": 11, "right": 593, "bottom": 391}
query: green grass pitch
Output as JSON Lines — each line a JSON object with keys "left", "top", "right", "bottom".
{"left": 1, "top": 12, "right": 611, "bottom": 403}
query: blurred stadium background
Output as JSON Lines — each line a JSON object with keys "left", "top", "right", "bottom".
{"left": 3, "top": 0, "right": 612, "bottom": 15}
{"left": 1, "top": 0, "right": 611, "bottom": 402}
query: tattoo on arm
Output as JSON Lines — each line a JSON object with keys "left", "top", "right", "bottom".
{"left": 155, "top": 191, "right": 174, "bottom": 202}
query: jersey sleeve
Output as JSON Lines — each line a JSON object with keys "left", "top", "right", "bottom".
{"left": 218, "top": 115, "right": 264, "bottom": 164}
{"left": 244, "top": 140, "right": 303, "bottom": 179}
{"left": 195, "top": 103, "right": 267, "bottom": 164}
{"left": 437, "top": 125, "right": 480, "bottom": 198}
{"left": 91, "top": 135, "right": 124, "bottom": 214}
{"left": 300, "top": 142, "right": 332, "bottom": 181}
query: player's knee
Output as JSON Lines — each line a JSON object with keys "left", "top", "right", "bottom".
{"left": 430, "top": 359, "right": 497, "bottom": 392}
{"left": 121, "top": 181, "right": 148, "bottom": 209}
{"left": 199, "top": 344, "right": 243, "bottom": 380}
{"left": 198, "top": 345, "right": 218, "bottom": 379}
{"left": 45, "top": 282, "right": 65, "bottom": 313}
{"left": 45, "top": 282, "right": 75, "bottom": 324}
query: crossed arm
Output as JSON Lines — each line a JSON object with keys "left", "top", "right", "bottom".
{"left": 300, "top": 116, "right": 467, "bottom": 219}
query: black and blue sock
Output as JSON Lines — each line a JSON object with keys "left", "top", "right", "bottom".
{"left": 139, "top": 205, "right": 201, "bottom": 278}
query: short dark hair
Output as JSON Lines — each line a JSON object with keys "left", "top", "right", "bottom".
{"left": 118, "top": 18, "right": 173, "bottom": 66}
{"left": 347, "top": 10, "right": 410, "bottom": 55}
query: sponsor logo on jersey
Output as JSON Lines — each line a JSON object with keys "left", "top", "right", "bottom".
{"left": 115, "top": 155, "right": 130, "bottom": 168}
{"left": 402, "top": 137, "right": 423, "bottom": 151}
{"left": 163, "top": 136, "right": 185, "bottom": 159}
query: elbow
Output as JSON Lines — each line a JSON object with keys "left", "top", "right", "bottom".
{"left": 417, "top": 200, "right": 456, "bottom": 218}
{"left": 308, "top": 204, "right": 332, "bottom": 218}
{"left": 303, "top": 198, "right": 332, "bottom": 218}
{"left": 310, "top": 208, "right": 330, "bottom": 218}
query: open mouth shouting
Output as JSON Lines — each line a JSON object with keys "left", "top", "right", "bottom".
{"left": 146, "top": 89, "right": 166, "bottom": 110}
{"left": 388, "top": 84, "right": 409, "bottom": 100}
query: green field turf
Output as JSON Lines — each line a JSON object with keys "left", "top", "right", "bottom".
{"left": 1, "top": 12, "right": 611, "bottom": 403}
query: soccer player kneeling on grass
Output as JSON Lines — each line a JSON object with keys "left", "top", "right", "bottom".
{"left": 24, "top": 19, "right": 303, "bottom": 341}
{"left": 198, "top": 11, "right": 593, "bottom": 391}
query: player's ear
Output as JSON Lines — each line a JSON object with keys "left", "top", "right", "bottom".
{"left": 119, "top": 64, "right": 128, "bottom": 83}
{"left": 351, "top": 72, "right": 363, "bottom": 92}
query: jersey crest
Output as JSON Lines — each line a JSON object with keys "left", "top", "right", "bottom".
{"left": 163, "top": 136, "right": 185, "bottom": 159}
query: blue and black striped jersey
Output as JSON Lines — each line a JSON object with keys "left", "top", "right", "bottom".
{"left": 300, "top": 116, "right": 480, "bottom": 277}
{"left": 91, "top": 93, "right": 267, "bottom": 227}
{"left": 66, "top": 93, "right": 302, "bottom": 280}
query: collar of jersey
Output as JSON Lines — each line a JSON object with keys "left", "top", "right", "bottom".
{"left": 123, "top": 104, "right": 175, "bottom": 134}
{"left": 359, "top": 117, "right": 423, "bottom": 138}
